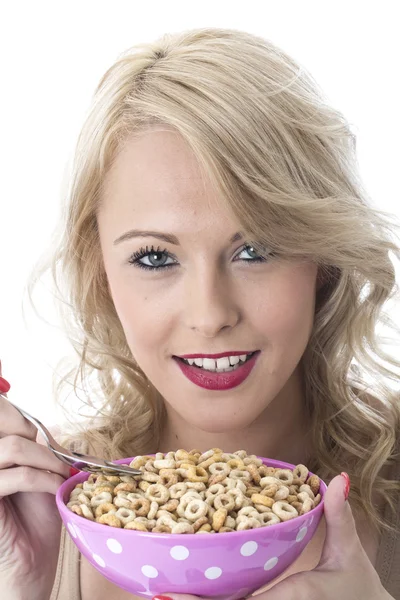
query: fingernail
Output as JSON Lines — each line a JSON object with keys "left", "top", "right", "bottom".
{"left": 0, "top": 376, "right": 11, "bottom": 394}
{"left": 69, "top": 467, "right": 80, "bottom": 477}
{"left": 152, "top": 596, "right": 174, "bottom": 600}
{"left": 340, "top": 472, "right": 350, "bottom": 501}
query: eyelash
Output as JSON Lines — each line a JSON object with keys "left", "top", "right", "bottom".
{"left": 128, "top": 244, "right": 273, "bottom": 272}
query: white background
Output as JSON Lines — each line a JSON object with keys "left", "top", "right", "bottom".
{"left": 1, "top": 1, "right": 399, "bottom": 427}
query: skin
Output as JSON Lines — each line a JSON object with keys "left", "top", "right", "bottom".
{"left": 98, "top": 126, "right": 321, "bottom": 464}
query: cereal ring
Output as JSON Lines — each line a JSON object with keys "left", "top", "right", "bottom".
{"left": 258, "top": 512, "right": 280, "bottom": 526}
{"left": 260, "top": 483, "right": 279, "bottom": 498}
{"left": 171, "top": 522, "right": 195, "bottom": 534}
{"left": 193, "top": 516, "right": 209, "bottom": 532}
{"left": 227, "top": 488, "right": 246, "bottom": 509}
{"left": 293, "top": 464, "right": 309, "bottom": 485}
{"left": 243, "top": 456, "right": 263, "bottom": 466}
{"left": 129, "top": 456, "right": 147, "bottom": 469}
{"left": 225, "top": 515, "right": 236, "bottom": 529}
{"left": 157, "top": 515, "right": 176, "bottom": 528}
{"left": 186, "top": 465, "right": 208, "bottom": 483}
{"left": 238, "top": 506, "right": 259, "bottom": 517}
{"left": 114, "top": 482, "right": 137, "bottom": 493}
{"left": 198, "top": 455, "right": 222, "bottom": 470}
{"left": 313, "top": 493, "right": 322, "bottom": 507}
{"left": 292, "top": 501, "right": 303, "bottom": 513}
{"left": 213, "top": 493, "right": 235, "bottom": 512}
{"left": 156, "top": 510, "right": 178, "bottom": 522}
{"left": 188, "top": 448, "right": 202, "bottom": 457}
{"left": 141, "top": 472, "right": 159, "bottom": 483}
{"left": 95, "top": 502, "right": 116, "bottom": 518}
{"left": 130, "top": 497, "right": 151, "bottom": 516}
{"left": 260, "top": 476, "right": 281, "bottom": 489}
{"left": 114, "top": 492, "right": 133, "bottom": 509}
{"left": 139, "top": 481, "right": 151, "bottom": 492}
{"left": 159, "top": 473, "right": 179, "bottom": 488}
{"left": 212, "top": 508, "right": 228, "bottom": 532}
{"left": 246, "top": 463, "right": 261, "bottom": 484}
{"left": 274, "top": 486, "right": 289, "bottom": 501}
{"left": 169, "top": 482, "right": 188, "bottom": 499}
{"left": 91, "top": 492, "right": 113, "bottom": 508}
{"left": 80, "top": 504, "right": 94, "bottom": 520}
{"left": 287, "top": 494, "right": 298, "bottom": 504}
{"left": 144, "top": 460, "right": 158, "bottom": 473}
{"left": 115, "top": 507, "right": 136, "bottom": 525}
{"left": 209, "top": 462, "right": 231, "bottom": 477}
{"left": 230, "top": 469, "right": 251, "bottom": 482}
{"left": 205, "top": 483, "right": 225, "bottom": 500}
{"left": 236, "top": 517, "right": 260, "bottom": 530}
{"left": 186, "top": 481, "right": 206, "bottom": 491}
{"left": 104, "top": 475, "right": 120, "bottom": 484}
{"left": 152, "top": 524, "right": 172, "bottom": 533}
{"left": 159, "top": 498, "right": 179, "bottom": 513}
{"left": 175, "top": 449, "right": 191, "bottom": 462}
{"left": 197, "top": 523, "right": 212, "bottom": 532}
{"left": 148, "top": 501, "right": 159, "bottom": 520}
{"left": 254, "top": 503, "right": 272, "bottom": 513}
{"left": 70, "top": 505, "right": 83, "bottom": 516}
{"left": 272, "top": 501, "right": 298, "bottom": 521}
{"left": 297, "top": 492, "right": 312, "bottom": 504}
{"left": 124, "top": 521, "right": 148, "bottom": 531}
{"left": 219, "top": 526, "right": 235, "bottom": 533}
{"left": 97, "top": 513, "right": 122, "bottom": 527}
{"left": 77, "top": 493, "right": 91, "bottom": 506}
{"left": 154, "top": 459, "right": 176, "bottom": 470}
{"left": 185, "top": 499, "right": 208, "bottom": 521}
{"left": 273, "top": 469, "right": 293, "bottom": 486}
{"left": 300, "top": 497, "right": 314, "bottom": 514}
{"left": 226, "top": 458, "right": 245, "bottom": 469}
{"left": 307, "top": 475, "right": 320, "bottom": 495}
{"left": 233, "top": 450, "right": 247, "bottom": 459}
{"left": 145, "top": 483, "right": 170, "bottom": 505}
{"left": 251, "top": 494, "right": 274, "bottom": 508}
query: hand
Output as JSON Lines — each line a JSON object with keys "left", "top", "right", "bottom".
{"left": 154, "top": 474, "right": 393, "bottom": 600}
{"left": 0, "top": 360, "right": 71, "bottom": 600}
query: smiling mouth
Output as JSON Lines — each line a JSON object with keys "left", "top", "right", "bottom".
{"left": 174, "top": 351, "right": 258, "bottom": 373}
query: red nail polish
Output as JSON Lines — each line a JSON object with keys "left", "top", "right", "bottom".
{"left": 152, "top": 596, "right": 173, "bottom": 600}
{"left": 69, "top": 467, "right": 80, "bottom": 477}
{"left": 0, "top": 377, "right": 11, "bottom": 394}
{"left": 340, "top": 472, "right": 350, "bottom": 500}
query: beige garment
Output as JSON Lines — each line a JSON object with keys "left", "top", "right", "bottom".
{"left": 50, "top": 457, "right": 400, "bottom": 600}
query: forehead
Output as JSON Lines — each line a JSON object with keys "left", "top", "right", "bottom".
{"left": 100, "top": 129, "right": 236, "bottom": 231}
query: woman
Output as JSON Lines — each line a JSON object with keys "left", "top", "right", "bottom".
{"left": 0, "top": 27, "right": 399, "bottom": 600}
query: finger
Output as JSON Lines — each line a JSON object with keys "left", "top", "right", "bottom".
{"left": 0, "top": 359, "right": 11, "bottom": 396}
{"left": 319, "top": 474, "right": 360, "bottom": 566}
{"left": 0, "top": 435, "right": 71, "bottom": 479}
{"left": 0, "top": 465, "right": 66, "bottom": 497}
{"left": 0, "top": 394, "right": 38, "bottom": 440}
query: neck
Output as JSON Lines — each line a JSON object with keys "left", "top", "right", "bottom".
{"left": 157, "top": 363, "right": 313, "bottom": 466}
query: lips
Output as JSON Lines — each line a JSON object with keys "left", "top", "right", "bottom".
{"left": 173, "top": 351, "right": 260, "bottom": 391}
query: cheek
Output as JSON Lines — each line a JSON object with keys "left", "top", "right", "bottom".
{"left": 108, "top": 277, "right": 175, "bottom": 354}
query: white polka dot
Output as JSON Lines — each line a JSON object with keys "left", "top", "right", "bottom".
{"left": 264, "top": 557, "right": 279, "bottom": 570}
{"left": 205, "top": 567, "right": 222, "bottom": 580}
{"left": 67, "top": 522, "right": 77, "bottom": 538}
{"left": 141, "top": 565, "right": 159, "bottom": 578}
{"left": 107, "top": 538, "right": 123, "bottom": 554}
{"left": 93, "top": 554, "right": 106, "bottom": 567}
{"left": 240, "top": 541, "right": 258, "bottom": 556}
{"left": 296, "top": 526, "right": 308, "bottom": 542}
{"left": 170, "top": 545, "right": 190, "bottom": 560}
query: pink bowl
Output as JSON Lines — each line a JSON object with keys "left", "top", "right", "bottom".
{"left": 56, "top": 457, "right": 326, "bottom": 599}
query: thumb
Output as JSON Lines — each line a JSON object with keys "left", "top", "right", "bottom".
{"left": 0, "top": 359, "right": 11, "bottom": 396}
{"left": 319, "top": 472, "right": 359, "bottom": 567}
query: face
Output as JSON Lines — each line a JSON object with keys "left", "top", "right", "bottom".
{"left": 97, "top": 128, "right": 319, "bottom": 434}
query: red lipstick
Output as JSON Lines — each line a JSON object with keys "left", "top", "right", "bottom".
{"left": 173, "top": 351, "right": 260, "bottom": 391}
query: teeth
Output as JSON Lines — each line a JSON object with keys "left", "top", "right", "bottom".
{"left": 181, "top": 353, "right": 254, "bottom": 372}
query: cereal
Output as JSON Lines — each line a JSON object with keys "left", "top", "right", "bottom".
{"left": 66, "top": 448, "right": 321, "bottom": 533}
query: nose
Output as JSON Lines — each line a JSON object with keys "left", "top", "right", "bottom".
{"left": 182, "top": 265, "right": 240, "bottom": 337}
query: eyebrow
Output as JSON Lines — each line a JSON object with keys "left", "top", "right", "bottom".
{"left": 113, "top": 229, "right": 243, "bottom": 246}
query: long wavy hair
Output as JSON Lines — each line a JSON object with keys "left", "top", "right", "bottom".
{"left": 24, "top": 27, "right": 400, "bottom": 535}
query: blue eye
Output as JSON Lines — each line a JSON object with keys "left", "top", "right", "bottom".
{"left": 234, "top": 245, "right": 269, "bottom": 262}
{"left": 128, "top": 245, "right": 177, "bottom": 271}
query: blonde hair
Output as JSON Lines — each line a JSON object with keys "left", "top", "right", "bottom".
{"left": 24, "top": 27, "right": 400, "bottom": 535}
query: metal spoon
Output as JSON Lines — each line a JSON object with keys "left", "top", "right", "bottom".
{"left": 1, "top": 394, "right": 143, "bottom": 477}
